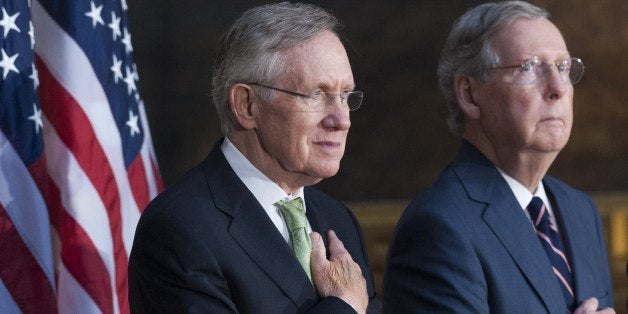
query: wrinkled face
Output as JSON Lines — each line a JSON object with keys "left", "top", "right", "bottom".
{"left": 254, "top": 31, "right": 354, "bottom": 183}
{"left": 473, "top": 18, "right": 574, "bottom": 155}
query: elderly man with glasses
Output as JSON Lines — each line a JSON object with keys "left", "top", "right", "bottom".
{"left": 383, "top": 1, "right": 614, "bottom": 313}
{"left": 129, "top": 2, "right": 379, "bottom": 313}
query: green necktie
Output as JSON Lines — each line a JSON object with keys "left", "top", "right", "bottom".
{"left": 275, "top": 197, "right": 312, "bottom": 282}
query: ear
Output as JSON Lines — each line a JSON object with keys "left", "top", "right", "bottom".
{"left": 228, "top": 83, "right": 258, "bottom": 130}
{"left": 454, "top": 75, "right": 481, "bottom": 120}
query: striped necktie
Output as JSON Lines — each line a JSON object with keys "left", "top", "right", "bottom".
{"left": 527, "top": 196, "right": 574, "bottom": 308}
{"left": 275, "top": 197, "right": 312, "bottom": 282}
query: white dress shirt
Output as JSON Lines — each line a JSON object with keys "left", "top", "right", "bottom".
{"left": 221, "top": 137, "right": 312, "bottom": 244}
{"left": 497, "top": 167, "right": 559, "bottom": 228}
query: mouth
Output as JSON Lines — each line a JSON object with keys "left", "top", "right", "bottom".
{"left": 313, "top": 141, "right": 343, "bottom": 148}
{"left": 540, "top": 117, "right": 564, "bottom": 125}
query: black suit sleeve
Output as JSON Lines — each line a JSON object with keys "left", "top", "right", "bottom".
{"left": 129, "top": 210, "right": 239, "bottom": 314}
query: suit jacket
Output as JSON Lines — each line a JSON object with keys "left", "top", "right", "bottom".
{"left": 382, "top": 141, "right": 614, "bottom": 313}
{"left": 129, "top": 139, "right": 379, "bottom": 313}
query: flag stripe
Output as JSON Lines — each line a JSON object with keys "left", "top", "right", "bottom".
{"left": 138, "top": 100, "right": 163, "bottom": 197}
{"left": 127, "top": 155, "right": 150, "bottom": 214}
{"left": 38, "top": 69, "right": 127, "bottom": 313}
{"left": 57, "top": 262, "right": 102, "bottom": 314}
{"left": 33, "top": 0, "right": 142, "bottom": 254}
{"left": 0, "top": 203, "right": 57, "bottom": 314}
{"left": 0, "top": 279, "right": 21, "bottom": 314}
{"left": 0, "top": 132, "right": 55, "bottom": 285}
{"left": 43, "top": 168, "right": 114, "bottom": 314}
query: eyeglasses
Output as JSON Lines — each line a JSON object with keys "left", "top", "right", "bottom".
{"left": 492, "top": 57, "right": 585, "bottom": 85}
{"left": 247, "top": 83, "right": 363, "bottom": 111}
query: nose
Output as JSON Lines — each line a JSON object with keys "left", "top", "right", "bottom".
{"left": 543, "top": 65, "right": 569, "bottom": 101}
{"left": 321, "top": 96, "right": 351, "bottom": 130}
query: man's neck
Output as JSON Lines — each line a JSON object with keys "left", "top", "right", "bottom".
{"left": 227, "top": 132, "right": 320, "bottom": 194}
{"left": 463, "top": 134, "right": 558, "bottom": 192}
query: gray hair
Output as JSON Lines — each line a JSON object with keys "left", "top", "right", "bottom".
{"left": 211, "top": 2, "right": 340, "bottom": 135}
{"left": 437, "top": 1, "right": 549, "bottom": 135}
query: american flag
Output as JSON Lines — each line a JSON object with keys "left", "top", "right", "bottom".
{"left": 0, "top": 0, "right": 163, "bottom": 313}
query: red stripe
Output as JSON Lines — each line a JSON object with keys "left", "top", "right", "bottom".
{"left": 36, "top": 56, "right": 129, "bottom": 314}
{"left": 43, "top": 173, "right": 114, "bottom": 314}
{"left": 151, "top": 157, "right": 164, "bottom": 194}
{"left": 0, "top": 202, "right": 57, "bottom": 314}
{"left": 127, "top": 155, "right": 150, "bottom": 211}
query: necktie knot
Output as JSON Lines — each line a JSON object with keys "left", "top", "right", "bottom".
{"left": 275, "top": 197, "right": 307, "bottom": 231}
{"left": 527, "top": 196, "right": 550, "bottom": 229}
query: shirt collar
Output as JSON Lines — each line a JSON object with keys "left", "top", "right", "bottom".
{"left": 221, "top": 137, "right": 305, "bottom": 210}
{"left": 496, "top": 167, "right": 551, "bottom": 212}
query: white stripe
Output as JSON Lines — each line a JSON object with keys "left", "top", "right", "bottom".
{"left": 0, "top": 131, "right": 55, "bottom": 287}
{"left": 0, "top": 279, "right": 21, "bottom": 314}
{"left": 56, "top": 262, "right": 105, "bottom": 314}
{"left": 32, "top": 0, "right": 141, "bottom": 255}
{"left": 43, "top": 116, "right": 119, "bottom": 309}
{"left": 138, "top": 101, "right": 159, "bottom": 198}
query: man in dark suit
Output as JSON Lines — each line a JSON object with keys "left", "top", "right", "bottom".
{"left": 129, "top": 3, "right": 379, "bottom": 313}
{"left": 383, "top": 1, "right": 615, "bottom": 313}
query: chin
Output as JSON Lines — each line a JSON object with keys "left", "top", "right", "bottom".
{"left": 311, "top": 164, "right": 341, "bottom": 179}
{"left": 538, "top": 138, "right": 569, "bottom": 153}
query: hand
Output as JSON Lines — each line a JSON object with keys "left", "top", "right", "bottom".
{"left": 310, "top": 230, "right": 368, "bottom": 314}
{"left": 573, "top": 298, "right": 615, "bottom": 314}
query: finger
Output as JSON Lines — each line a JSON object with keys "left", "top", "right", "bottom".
{"left": 310, "top": 232, "right": 328, "bottom": 269}
{"left": 574, "top": 298, "right": 598, "bottom": 314}
{"left": 327, "top": 230, "right": 349, "bottom": 259}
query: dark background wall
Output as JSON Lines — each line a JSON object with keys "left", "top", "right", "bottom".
{"left": 127, "top": 0, "right": 628, "bottom": 202}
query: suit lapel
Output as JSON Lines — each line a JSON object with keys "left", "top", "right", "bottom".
{"left": 201, "top": 140, "right": 319, "bottom": 308}
{"left": 544, "top": 179, "right": 592, "bottom": 304}
{"left": 228, "top": 195, "right": 319, "bottom": 305}
{"left": 304, "top": 191, "right": 331, "bottom": 249}
{"left": 454, "top": 142, "right": 566, "bottom": 312}
{"left": 481, "top": 191, "right": 566, "bottom": 312}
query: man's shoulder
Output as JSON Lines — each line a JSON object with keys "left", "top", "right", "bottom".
{"left": 140, "top": 155, "right": 230, "bottom": 220}
{"left": 543, "top": 175, "right": 592, "bottom": 202}
{"left": 304, "top": 186, "right": 351, "bottom": 213}
{"left": 304, "top": 186, "right": 342, "bottom": 203}
{"left": 543, "top": 175, "right": 589, "bottom": 197}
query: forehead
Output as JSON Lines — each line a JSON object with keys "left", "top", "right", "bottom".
{"left": 279, "top": 31, "right": 354, "bottom": 88}
{"left": 491, "top": 18, "right": 569, "bottom": 61}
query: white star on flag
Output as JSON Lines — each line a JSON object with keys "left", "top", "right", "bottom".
{"left": 108, "top": 11, "right": 121, "bottom": 40}
{"left": 0, "top": 7, "right": 21, "bottom": 38}
{"left": 121, "top": 27, "right": 133, "bottom": 54}
{"left": 111, "top": 54, "right": 123, "bottom": 83}
{"left": 0, "top": 48, "right": 20, "bottom": 79}
{"left": 85, "top": 1, "right": 104, "bottom": 28}
{"left": 126, "top": 109, "right": 140, "bottom": 136}
{"left": 29, "top": 63, "right": 39, "bottom": 89}
{"left": 28, "top": 21, "right": 35, "bottom": 49}
{"left": 27, "top": 104, "right": 44, "bottom": 134}
{"left": 131, "top": 63, "right": 139, "bottom": 80}
{"left": 123, "top": 65, "right": 136, "bottom": 94}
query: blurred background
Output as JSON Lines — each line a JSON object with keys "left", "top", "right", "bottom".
{"left": 127, "top": 0, "right": 627, "bottom": 310}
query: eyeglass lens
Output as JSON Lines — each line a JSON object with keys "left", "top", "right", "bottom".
{"left": 523, "top": 58, "right": 584, "bottom": 84}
